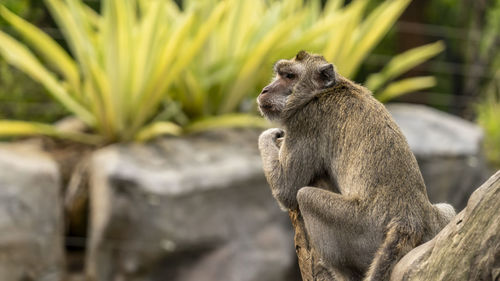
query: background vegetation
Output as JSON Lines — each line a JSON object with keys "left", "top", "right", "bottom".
{"left": 0, "top": 0, "right": 498, "bottom": 167}
{"left": 0, "top": 0, "right": 66, "bottom": 122}
{"left": 475, "top": 0, "right": 500, "bottom": 168}
{"left": 0, "top": 0, "right": 444, "bottom": 143}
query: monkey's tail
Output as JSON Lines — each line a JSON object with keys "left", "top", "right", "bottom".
{"left": 363, "top": 220, "right": 421, "bottom": 281}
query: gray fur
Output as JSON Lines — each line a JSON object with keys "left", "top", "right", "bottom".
{"left": 257, "top": 51, "right": 455, "bottom": 281}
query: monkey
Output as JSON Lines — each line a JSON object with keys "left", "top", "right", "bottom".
{"left": 257, "top": 51, "right": 455, "bottom": 281}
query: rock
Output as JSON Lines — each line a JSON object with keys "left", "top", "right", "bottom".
{"left": 86, "top": 129, "right": 297, "bottom": 281}
{"left": 387, "top": 103, "right": 489, "bottom": 210}
{"left": 0, "top": 143, "right": 64, "bottom": 281}
{"left": 387, "top": 103, "right": 482, "bottom": 156}
{"left": 391, "top": 170, "right": 500, "bottom": 281}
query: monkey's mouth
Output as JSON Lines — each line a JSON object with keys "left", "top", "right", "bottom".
{"left": 259, "top": 104, "right": 273, "bottom": 110}
{"left": 259, "top": 105, "right": 282, "bottom": 122}
{"left": 258, "top": 103, "right": 279, "bottom": 115}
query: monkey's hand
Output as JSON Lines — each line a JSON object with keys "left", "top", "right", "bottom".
{"left": 258, "top": 128, "right": 283, "bottom": 172}
{"left": 258, "top": 128, "right": 285, "bottom": 150}
{"left": 259, "top": 128, "right": 298, "bottom": 210}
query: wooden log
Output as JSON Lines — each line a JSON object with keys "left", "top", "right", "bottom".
{"left": 288, "top": 210, "right": 336, "bottom": 281}
{"left": 391, "top": 170, "right": 500, "bottom": 281}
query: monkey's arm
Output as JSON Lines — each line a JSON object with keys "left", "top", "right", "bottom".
{"left": 258, "top": 128, "right": 317, "bottom": 210}
{"left": 297, "top": 187, "right": 362, "bottom": 220}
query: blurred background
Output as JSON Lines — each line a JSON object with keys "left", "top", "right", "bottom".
{"left": 0, "top": 0, "right": 498, "bottom": 280}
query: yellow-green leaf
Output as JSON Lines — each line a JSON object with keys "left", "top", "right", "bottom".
{"left": 376, "top": 76, "right": 436, "bottom": 103}
{"left": 344, "top": 0, "right": 410, "bottom": 77}
{"left": 0, "top": 5, "right": 80, "bottom": 93}
{"left": 0, "top": 120, "right": 102, "bottom": 144}
{"left": 185, "top": 114, "right": 270, "bottom": 133}
{"left": 135, "top": 121, "right": 183, "bottom": 142}
{"left": 366, "top": 41, "right": 445, "bottom": 91}
{"left": 0, "top": 31, "right": 95, "bottom": 125}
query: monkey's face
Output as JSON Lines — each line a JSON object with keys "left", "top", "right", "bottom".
{"left": 257, "top": 64, "right": 296, "bottom": 121}
{"left": 257, "top": 51, "right": 336, "bottom": 122}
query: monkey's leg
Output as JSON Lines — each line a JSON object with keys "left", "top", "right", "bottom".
{"left": 363, "top": 219, "right": 421, "bottom": 281}
{"left": 296, "top": 187, "right": 375, "bottom": 281}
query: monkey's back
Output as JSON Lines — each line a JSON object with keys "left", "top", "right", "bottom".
{"left": 262, "top": 51, "right": 454, "bottom": 281}
{"left": 313, "top": 77, "right": 434, "bottom": 224}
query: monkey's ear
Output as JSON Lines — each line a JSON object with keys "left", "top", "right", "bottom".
{"left": 295, "top": 50, "right": 309, "bottom": 61}
{"left": 319, "top": 63, "right": 336, "bottom": 88}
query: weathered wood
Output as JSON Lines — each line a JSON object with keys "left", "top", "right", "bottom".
{"left": 391, "top": 170, "right": 500, "bottom": 281}
{"left": 290, "top": 171, "right": 500, "bottom": 280}
{"left": 288, "top": 210, "right": 336, "bottom": 281}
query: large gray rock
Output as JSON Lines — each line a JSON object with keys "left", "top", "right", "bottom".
{"left": 0, "top": 143, "right": 64, "bottom": 281}
{"left": 387, "top": 103, "right": 489, "bottom": 210}
{"left": 86, "top": 129, "right": 296, "bottom": 281}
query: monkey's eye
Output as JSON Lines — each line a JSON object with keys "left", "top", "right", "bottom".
{"left": 283, "top": 72, "right": 296, "bottom": 79}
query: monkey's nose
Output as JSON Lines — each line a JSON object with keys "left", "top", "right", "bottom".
{"left": 260, "top": 86, "right": 271, "bottom": 95}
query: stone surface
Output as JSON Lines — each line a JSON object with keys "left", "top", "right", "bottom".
{"left": 86, "top": 129, "right": 297, "bottom": 281}
{"left": 386, "top": 104, "right": 482, "bottom": 157}
{"left": 391, "top": 170, "right": 500, "bottom": 281}
{"left": 387, "top": 103, "right": 489, "bottom": 210}
{"left": 0, "top": 143, "right": 64, "bottom": 281}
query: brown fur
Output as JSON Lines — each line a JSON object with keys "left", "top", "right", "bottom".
{"left": 257, "top": 51, "right": 455, "bottom": 281}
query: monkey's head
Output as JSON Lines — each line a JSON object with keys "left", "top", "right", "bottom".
{"left": 257, "top": 50, "right": 337, "bottom": 122}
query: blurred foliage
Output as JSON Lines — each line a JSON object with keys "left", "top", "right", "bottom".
{"left": 0, "top": 0, "right": 443, "bottom": 144}
{"left": 476, "top": 72, "right": 500, "bottom": 168}
{"left": 0, "top": 0, "right": 228, "bottom": 143}
{"left": 0, "top": 60, "right": 68, "bottom": 122}
{"left": 370, "top": 0, "right": 499, "bottom": 167}
{"left": 365, "top": 41, "right": 444, "bottom": 102}
{"left": 175, "top": 0, "right": 443, "bottom": 118}
{"left": 424, "top": 0, "right": 500, "bottom": 110}
{"left": 475, "top": 0, "right": 500, "bottom": 168}
{"left": 0, "top": 0, "right": 65, "bottom": 123}
{"left": 0, "top": 0, "right": 37, "bottom": 20}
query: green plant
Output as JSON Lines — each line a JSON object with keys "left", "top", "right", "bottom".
{"left": 0, "top": 0, "right": 226, "bottom": 143}
{"left": 476, "top": 71, "right": 500, "bottom": 168}
{"left": 173, "top": 0, "right": 444, "bottom": 121}
{"left": 0, "top": 61, "right": 68, "bottom": 122}
{"left": 0, "top": 0, "right": 444, "bottom": 144}
{"left": 475, "top": 0, "right": 500, "bottom": 168}
{"left": 365, "top": 41, "right": 444, "bottom": 102}
{"left": 0, "top": 0, "right": 31, "bottom": 20}
{"left": 0, "top": 0, "right": 62, "bottom": 123}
